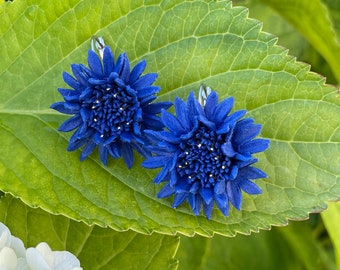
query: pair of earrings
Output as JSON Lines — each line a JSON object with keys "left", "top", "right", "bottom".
{"left": 51, "top": 37, "right": 269, "bottom": 219}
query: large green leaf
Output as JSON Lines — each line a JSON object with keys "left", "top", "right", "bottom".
{"left": 260, "top": 0, "right": 340, "bottom": 82}
{"left": 0, "top": 194, "right": 179, "bottom": 270}
{"left": 176, "top": 219, "right": 335, "bottom": 270}
{"left": 322, "top": 201, "right": 340, "bottom": 269}
{"left": 1, "top": 0, "right": 340, "bottom": 236}
{"left": 237, "top": 0, "right": 337, "bottom": 84}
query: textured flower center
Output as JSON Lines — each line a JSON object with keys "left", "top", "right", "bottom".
{"left": 177, "top": 125, "right": 231, "bottom": 188}
{"left": 83, "top": 75, "right": 139, "bottom": 137}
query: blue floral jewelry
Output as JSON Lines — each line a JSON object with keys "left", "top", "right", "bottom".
{"left": 51, "top": 37, "right": 171, "bottom": 168}
{"left": 142, "top": 85, "right": 270, "bottom": 219}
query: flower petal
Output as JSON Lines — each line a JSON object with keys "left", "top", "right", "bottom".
{"left": 121, "top": 142, "right": 134, "bottom": 169}
{"left": 226, "top": 181, "right": 242, "bottom": 210}
{"left": 175, "top": 97, "right": 192, "bottom": 131}
{"left": 204, "top": 91, "right": 218, "bottom": 120}
{"left": 213, "top": 96, "right": 234, "bottom": 123}
{"left": 233, "top": 119, "right": 262, "bottom": 145}
{"left": 88, "top": 49, "right": 103, "bottom": 77}
{"left": 80, "top": 140, "right": 96, "bottom": 161}
{"left": 59, "top": 115, "right": 83, "bottom": 132}
{"left": 157, "top": 184, "right": 175, "bottom": 198}
{"left": 132, "top": 73, "right": 158, "bottom": 89}
{"left": 129, "top": 59, "right": 146, "bottom": 84}
{"left": 239, "top": 179, "right": 262, "bottom": 194}
{"left": 142, "top": 156, "right": 173, "bottom": 169}
{"left": 188, "top": 194, "right": 202, "bottom": 215}
{"left": 239, "top": 138, "right": 270, "bottom": 154}
{"left": 203, "top": 200, "right": 214, "bottom": 219}
{"left": 199, "top": 187, "right": 214, "bottom": 205}
{"left": 103, "top": 46, "right": 115, "bottom": 77}
{"left": 161, "top": 109, "right": 185, "bottom": 134}
{"left": 63, "top": 72, "right": 82, "bottom": 90}
{"left": 173, "top": 193, "right": 187, "bottom": 208}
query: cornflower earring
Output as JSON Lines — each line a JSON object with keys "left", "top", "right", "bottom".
{"left": 51, "top": 37, "right": 172, "bottom": 168}
{"left": 142, "top": 85, "right": 270, "bottom": 219}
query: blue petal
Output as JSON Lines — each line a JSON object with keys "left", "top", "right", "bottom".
{"left": 152, "top": 162, "right": 172, "bottom": 183}
{"left": 58, "top": 88, "right": 80, "bottom": 101}
{"left": 137, "top": 86, "right": 160, "bottom": 99}
{"left": 169, "top": 170, "right": 179, "bottom": 187}
{"left": 187, "top": 92, "right": 198, "bottom": 121}
{"left": 204, "top": 91, "right": 218, "bottom": 120}
{"left": 203, "top": 200, "right": 214, "bottom": 219}
{"left": 213, "top": 96, "right": 234, "bottom": 123}
{"left": 239, "top": 179, "right": 262, "bottom": 194}
{"left": 88, "top": 49, "right": 103, "bottom": 77}
{"left": 229, "top": 165, "right": 239, "bottom": 180}
{"left": 221, "top": 141, "right": 236, "bottom": 157}
{"left": 67, "top": 137, "right": 87, "bottom": 151}
{"left": 226, "top": 181, "right": 242, "bottom": 210}
{"left": 239, "top": 138, "right": 270, "bottom": 154}
{"left": 142, "top": 156, "right": 173, "bottom": 169}
{"left": 214, "top": 193, "right": 229, "bottom": 217}
{"left": 199, "top": 187, "right": 214, "bottom": 205}
{"left": 143, "top": 101, "right": 172, "bottom": 114}
{"left": 50, "top": 102, "right": 78, "bottom": 114}
{"left": 132, "top": 73, "right": 158, "bottom": 89}
{"left": 71, "top": 64, "right": 90, "bottom": 86}
{"left": 233, "top": 119, "right": 262, "bottom": 145}
{"left": 129, "top": 59, "right": 146, "bottom": 84}
{"left": 121, "top": 142, "right": 134, "bottom": 169}
{"left": 188, "top": 194, "right": 202, "bottom": 215}
{"left": 98, "top": 144, "right": 108, "bottom": 165}
{"left": 145, "top": 130, "right": 181, "bottom": 144}
{"left": 80, "top": 140, "right": 96, "bottom": 161}
{"left": 175, "top": 97, "right": 192, "bottom": 131}
{"left": 142, "top": 114, "right": 164, "bottom": 131}
{"left": 103, "top": 46, "right": 114, "bottom": 77}
{"left": 214, "top": 180, "right": 226, "bottom": 195}
{"left": 114, "top": 53, "right": 130, "bottom": 83}
{"left": 140, "top": 95, "right": 157, "bottom": 106}
{"left": 130, "top": 141, "right": 151, "bottom": 158}
{"left": 63, "top": 72, "right": 82, "bottom": 90}
{"left": 238, "top": 166, "right": 267, "bottom": 180}
{"left": 216, "top": 110, "right": 247, "bottom": 134}
{"left": 88, "top": 78, "right": 106, "bottom": 85}
{"left": 79, "top": 87, "right": 92, "bottom": 101}
{"left": 108, "top": 143, "right": 121, "bottom": 159}
{"left": 157, "top": 184, "right": 175, "bottom": 198}
{"left": 173, "top": 193, "right": 187, "bottom": 208}
{"left": 120, "top": 132, "right": 133, "bottom": 143}
{"left": 161, "top": 109, "right": 185, "bottom": 134}
{"left": 58, "top": 115, "right": 82, "bottom": 132}
{"left": 195, "top": 100, "right": 215, "bottom": 130}
{"left": 80, "top": 108, "right": 91, "bottom": 122}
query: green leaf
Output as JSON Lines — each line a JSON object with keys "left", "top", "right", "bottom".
{"left": 322, "top": 202, "right": 340, "bottom": 269}
{"left": 259, "top": 0, "right": 340, "bottom": 82}
{"left": 237, "top": 0, "right": 337, "bottom": 84}
{"left": 177, "top": 220, "right": 335, "bottom": 270}
{"left": 1, "top": 0, "right": 340, "bottom": 236}
{"left": 322, "top": 0, "right": 340, "bottom": 46}
{"left": 0, "top": 194, "right": 179, "bottom": 270}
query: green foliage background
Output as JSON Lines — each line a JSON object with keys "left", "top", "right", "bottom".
{"left": 1, "top": 0, "right": 340, "bottom": 269}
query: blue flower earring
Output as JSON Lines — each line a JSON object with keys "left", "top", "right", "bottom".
{"left": 142, "top": 85, "right": 270, "bottom": 219}
{"left": 51, "top": 37, "right": 172, "bottom": 168}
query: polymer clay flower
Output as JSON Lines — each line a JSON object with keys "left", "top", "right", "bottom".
{"left": 26, "top": 242, "right": 82, "bottom": 270}
{"left": 142, "top": 87, "right": 270, "bottom": 219}
{"left": 51, "top": 44, "right": 171, "bottom": 168}
{"left": 0, "top": 222, "right": 82, "bottom": 270}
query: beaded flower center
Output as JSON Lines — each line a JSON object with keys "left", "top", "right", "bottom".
{"left": 177, "top": 125, "right": 231, "bottom": 188}
{"left": 84, "top": 77, "right": 139, "bottom": 138}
